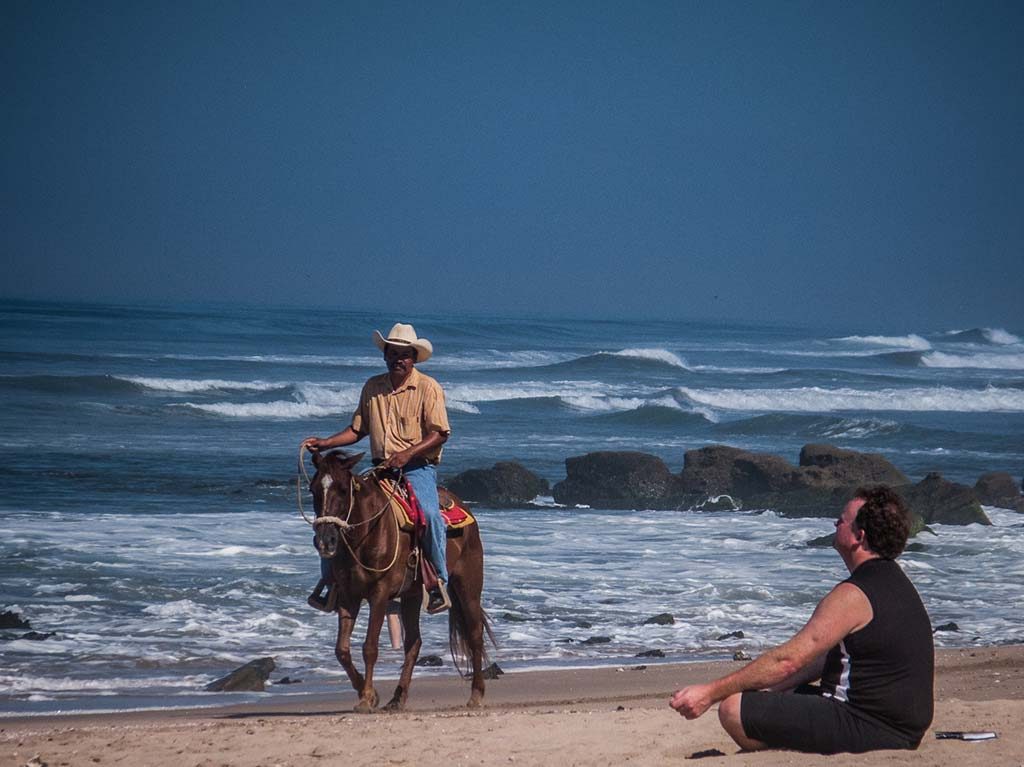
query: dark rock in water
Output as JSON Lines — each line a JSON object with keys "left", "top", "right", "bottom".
{"left": 716, "top": 631, "right": 744, "bottom": 640}
{"left": 678, "top": 443, "right": 910, "bottom": 519}
{"left": 204, "top": 657, "right": 276, "bottom": 692}
{"left": 680, "top": 445, "right": 748, "bottom": 495}
{"left": 481, "top": 662, "right": 504, "bottom": 679}
{"left": 20, "top": 631, "right": 55, "bottom": 641}
{"left": 798, "top": 444, "right": 909, "bottom": 487}
{"left": 733, "top": 651, "right": 752, "bottom": 661}
{"left": 903, "top": 473, "right": 991, "bottom": 526}
{"left": 415, "top": 654, "right": 444, "bottom": 667}
{"left": 553, "top": 451, "right": 684, "bottom": 509}
{"left": 582, "top": 635, "right": 612, "bottom": 645}
{"left": 274, "top": 676, "right": 302, "bottom": 685}
{"left": 0, "top": 610, "right": 30, "bottom": 630}
{"left": 730, "top": 452, "right": 800, "bottom": 496}
{"left": 574, "top": 620, "right": 593, "bottom": 629}
{"left": 806, "top": 532, "right": 835, "bottom": 548}
{"left": 636, "top": 649, "right": 665, "bottom": 658}
{"left": 502, "top": 612, "right": 528, "bottom": 622}
{"left": 446, "top": 462, "right": 550, "bottom": 508}
{"left": 974, "top": 472, "right": 1024, "bottom": 512}
{"left": 644, "top": 613, "right": 675, "bottom": 626}
{"left": 933, "top": 621, "right": 960, "bottom": 633}
{"left": 550, "top": 443, "right": 989, "bottom": 527}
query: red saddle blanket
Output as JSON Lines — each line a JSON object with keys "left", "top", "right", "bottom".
{"left": 380, "top": 477, "right": 475, "bottom": 532}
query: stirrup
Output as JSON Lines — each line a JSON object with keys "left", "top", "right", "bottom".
{"left": 424, "top": 580, "right": 451, "bottom": 615}
{"left": 307, "top": 583, "right": 337, "bottom": 613}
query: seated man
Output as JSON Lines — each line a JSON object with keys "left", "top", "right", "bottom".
{"left": 303, "top": 322, "right": 452, "bottom": 614}
{"left": 670, "top": 485, "right": 934, "bottom": 754}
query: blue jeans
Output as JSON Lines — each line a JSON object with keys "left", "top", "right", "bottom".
{"left": 318, "top": 463, "right": 448, "bottom": 583}
{"left": 404, "top": 463, "right": 449, "bottom": 583}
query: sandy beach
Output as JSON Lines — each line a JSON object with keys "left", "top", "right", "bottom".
{"left": 2, "top": 646, "right": 1021, "bottom": 767}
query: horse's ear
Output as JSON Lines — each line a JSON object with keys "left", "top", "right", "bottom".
{"left": 310, "top": 450, "right": 322, "bottom": 467}
{"left": 339, "top": 452, "right": 364, "bottom": 471}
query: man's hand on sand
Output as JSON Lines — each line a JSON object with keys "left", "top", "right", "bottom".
{"left": 670, "top": 684, "right": 714, "bottom": 719}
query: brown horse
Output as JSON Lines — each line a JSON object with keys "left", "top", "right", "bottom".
{"left": 307, "top": 450, "right": 493, "bottom": 712}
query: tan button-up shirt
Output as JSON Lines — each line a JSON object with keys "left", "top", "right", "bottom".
{"left": 350, "top": 367, "right": 451, "bottom": 464}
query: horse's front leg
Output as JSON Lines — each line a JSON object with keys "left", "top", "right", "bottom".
{"left": 353, "top": 597, "right": 388, "bottom": 713}
{"left": 335, "top": 600, "right": 365, "bottom": 699}
{"left": 383, "top": 590, "right": 423, "bottom": 712}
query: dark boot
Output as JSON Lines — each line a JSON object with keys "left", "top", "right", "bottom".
{"left": 424, "top": 579, "right": 451, "bottom": 615}
{"left": 307, "top": 579, "right": 332, "bottom": 612}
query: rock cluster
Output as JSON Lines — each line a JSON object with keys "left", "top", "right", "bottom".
{"left": 450, "top": 444, "right": 1022, "bottom": 527}
{"left": 446, "top": 461, "right": 549, "bottom": 508}
{"left": 974, "top": 472, "right": 1024, "bottom": 513}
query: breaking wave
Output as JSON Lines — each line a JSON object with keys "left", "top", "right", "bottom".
{"left": 675, "top": 385, "right": 1024, "bottom": 413}
{"left": 944, "top": 327, "right": 1022, "bottom": 345}
{"left": 120, "top": 376, "right": 288, "bottom": 394}
{"left": 535, "top": 348, "right": 689, "bottom": 373}
{"left": 921, "top": 351, "right": 1024, "bottom": 370}
{"left": 608, "top": 348, "right": 689, "bottom": 369}
{"left": 835, "top": 334, "right": 932, "bottom": 350}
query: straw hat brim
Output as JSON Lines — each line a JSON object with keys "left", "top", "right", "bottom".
{"left": 372, "top": 329, "right": 433, "bottom": 362}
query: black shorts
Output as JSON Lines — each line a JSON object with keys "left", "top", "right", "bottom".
{"left": 740, "top": 689, "right": 918, "bottom": 754}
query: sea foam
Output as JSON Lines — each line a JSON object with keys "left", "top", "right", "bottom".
{"left": 610, "top": 348, "right": 690, "bottom": 369}
{"left": 835, "top": 334, "right": 932, "bottom": 350}
{"left": 921, "top": 351, "right": 1024, "bottom": 370}
{"left": 676, "top": 385, "right": 1024, "bottom": 413}
{"left": 983, "top": 328, "right": 1022, "bottom": 345}
{"left": 120, "top": 376, "right": 286, "bottom": 393}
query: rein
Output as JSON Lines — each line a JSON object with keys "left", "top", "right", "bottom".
{"left": 297, "top": 445, "right": 406, "bottom": 574}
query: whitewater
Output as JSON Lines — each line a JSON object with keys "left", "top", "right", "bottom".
{"left": 1, "top": 300, "right": 1022, "bottom": 714}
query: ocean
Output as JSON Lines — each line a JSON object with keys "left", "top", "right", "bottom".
{"left": 2, "top": 299, "right": 1023, "bottom": 715}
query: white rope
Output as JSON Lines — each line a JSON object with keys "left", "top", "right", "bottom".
{"left": 296, "top": 444, "right": 404, "bottom": 574}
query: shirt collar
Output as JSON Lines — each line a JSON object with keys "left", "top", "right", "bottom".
{"left": 390, "top": 366, "right": 421, "bottom": 393}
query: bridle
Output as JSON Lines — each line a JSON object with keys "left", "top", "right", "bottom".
{"left": 297, "top": 445, "right": 405, "bottom": 573}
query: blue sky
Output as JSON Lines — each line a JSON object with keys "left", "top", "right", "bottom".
{"left": 3, "top": 1, "right": 1022, "bottom": 329}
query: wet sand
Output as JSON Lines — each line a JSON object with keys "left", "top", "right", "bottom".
{"left": 2, "top": 646, "right": 1021, "bottom": 766}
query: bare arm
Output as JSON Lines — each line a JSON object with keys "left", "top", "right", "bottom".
{"left": 303, "top": 426, "right": 363, "bottom": 452}
{"left": 764, "top": 651, "right": 827, "bottom": 693}
{"left": 669, "top": 582, "right": 872, "bottom": 719}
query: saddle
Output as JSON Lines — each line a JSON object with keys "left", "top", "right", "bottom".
{"left": 375, "top": 474, "right": 475, "bottom": 597}
{"left": 376, "top": 475, "right": 476, "bottom": 535}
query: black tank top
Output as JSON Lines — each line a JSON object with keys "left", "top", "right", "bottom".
{"left": 820, "top": 558, "right": 934, "bottom": 742}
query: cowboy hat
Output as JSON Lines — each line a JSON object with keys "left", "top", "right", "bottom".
{"left": 372, "top": 323, "right": 433, "bottom": 362}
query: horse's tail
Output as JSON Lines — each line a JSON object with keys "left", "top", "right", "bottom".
{"left": 448, "top": 591, "right": 497, "bottom": 679}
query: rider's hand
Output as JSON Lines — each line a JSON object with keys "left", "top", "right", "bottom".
{"left": 383, "top": 449, "right": 412, "bottom": 469}
{"left": 303, "top": 437, "right": 321, "bottom": 452}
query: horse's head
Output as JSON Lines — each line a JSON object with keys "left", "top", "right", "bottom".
{"left": 309, "top": 450, "right": 364, "bottom": 559}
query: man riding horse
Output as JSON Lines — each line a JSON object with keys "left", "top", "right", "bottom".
{"left": 303, "top": 322, "right": 452, "bottom": 614}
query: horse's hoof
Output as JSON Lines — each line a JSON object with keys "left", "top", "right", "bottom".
{"left": 353, "top": 700, "right": 376, "bottom": 714}
{"left": 466, "top": 696, "right": 484, "bottom": 709}
{"left": 382, "top": 698, "right": 405, "bottom": 712}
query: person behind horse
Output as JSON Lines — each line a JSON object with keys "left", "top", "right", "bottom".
{"left": 670, "top": 485, "right": 933, "bottom": 754}
{"left": 302, "top": 322, "right": 452, "bottom": 614}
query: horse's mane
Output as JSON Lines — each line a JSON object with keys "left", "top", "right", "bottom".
{"left": 316, "top": 450, "right": 365, "bottom": 479}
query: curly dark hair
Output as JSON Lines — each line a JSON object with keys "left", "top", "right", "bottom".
{"left": 851, "top": 485, "right": 911, "bottom": 559}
